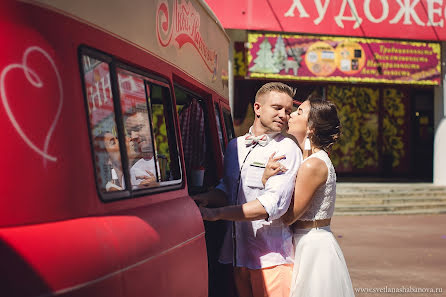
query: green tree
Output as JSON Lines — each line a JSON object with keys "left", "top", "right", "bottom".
{"left": 272, "top": 36, "right": 287, "bottom": 71}
{"left": 250, "top": 38, "right": 279, "bottom": 73}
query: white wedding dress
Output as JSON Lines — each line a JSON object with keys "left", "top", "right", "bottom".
{"left": 290, "top": 150, "right": 355, "bottom": 297}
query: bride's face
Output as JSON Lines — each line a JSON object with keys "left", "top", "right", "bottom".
{"left": 287, "top": 100, "right": 310, "bottom": 144}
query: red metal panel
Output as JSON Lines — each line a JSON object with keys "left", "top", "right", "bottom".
{"left": 0, "top": 197, "right": 207, "bottom": 297}
{"left": 0, "top": 1, "right": 220, "bottom": 296}
{"left": 0, "top": 1, "right": 97, "bottom": 227}
{"left": 0, "top": 217, "right": 122, "bottom": 297}
{"left": 114, "top": 198, "right": 207, "bottom": 297}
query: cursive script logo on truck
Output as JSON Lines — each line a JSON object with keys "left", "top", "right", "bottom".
{"left": 156, "top": 0, "right": 218, "bottom": 77}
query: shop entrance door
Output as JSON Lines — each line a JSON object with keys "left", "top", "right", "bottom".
{"left": 411, "top": 90, "right": 434, "bottom": 180}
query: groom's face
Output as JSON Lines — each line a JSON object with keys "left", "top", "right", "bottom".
{"left": 255, "top": 91, "right": 293, "bottom": 133}
{"left": 125, "top": 112, "right": 154, "bottom": 160}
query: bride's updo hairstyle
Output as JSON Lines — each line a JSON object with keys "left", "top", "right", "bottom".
{"left": 306, "top": 95, "right": 341, "bottom": 152}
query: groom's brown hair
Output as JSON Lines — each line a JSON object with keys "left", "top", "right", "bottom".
{"left": 255, "top": 82, "right": 296, "bottom": 103}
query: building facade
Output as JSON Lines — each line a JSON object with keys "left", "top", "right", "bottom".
{"left": 207, "top": 0, "right": 446, "bottom": 183}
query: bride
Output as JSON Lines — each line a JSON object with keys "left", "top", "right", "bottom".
{"left": 262, "top": 96, "right": 355, "bottom": 297}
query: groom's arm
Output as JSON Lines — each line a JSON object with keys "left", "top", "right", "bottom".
{"left": 193, "top": 188, "right": 228, "bottom": 207}
{"left": 256, "top": 141, "right": 301, "bottom": 221}
{"left": 200, "top": 199, "right": 268, "bottom": 221}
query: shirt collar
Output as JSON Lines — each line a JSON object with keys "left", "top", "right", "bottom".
{"left": 248, "top": 126, "right": 279, "bottom": 143}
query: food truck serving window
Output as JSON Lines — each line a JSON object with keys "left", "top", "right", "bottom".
{"left": 174, "top": 86, "right": 219, "bottom": 194}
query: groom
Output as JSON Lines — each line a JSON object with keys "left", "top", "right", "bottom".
{"left": 196, "top": 82, "right": 302, "bottom": 297}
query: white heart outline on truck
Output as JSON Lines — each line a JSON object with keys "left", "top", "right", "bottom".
{"left": 0, "top": 46, "right": 63, "bottom": 166}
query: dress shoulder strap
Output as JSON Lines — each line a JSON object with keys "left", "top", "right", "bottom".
{"left": 303, "top": 150, "right": 330, "bottom": 166}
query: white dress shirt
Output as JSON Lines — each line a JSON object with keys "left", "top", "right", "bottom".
{"left": 216, "top": 130, "right": 302, "bottom": 269}
{"left": 130, "top": 158, "right": 157, "bottom": 187}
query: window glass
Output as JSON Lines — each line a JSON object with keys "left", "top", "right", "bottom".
{"left": 118, "top": 69, "right": 158, "bottom": 190}
{"left": 214, "top": 103, "right": 225, "bottom": 154}
{"left": 175, "top": 87, "right": 215, "bottom": 192}
{"left": 118, "top": 69, "right": 181, "bottom": 190}
{"left": 82, "top": 55, "right": 125, "bottom": 193}
{"left": 149, "top": 84, "right": 181, "bottom": 182}
{"left": 222, "top": 109, "right": 235, "bottom": 142}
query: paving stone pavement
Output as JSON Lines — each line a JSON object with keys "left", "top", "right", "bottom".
{"left": 331, "top": 214, "right": 446, "bottom": 297}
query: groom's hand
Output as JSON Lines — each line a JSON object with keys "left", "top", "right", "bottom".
{"left": 193, "top": 194, "right": 209, "bottom": 207}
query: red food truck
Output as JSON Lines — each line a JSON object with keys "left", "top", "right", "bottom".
{"left": 0, "top": 0, "right": 234, "bottom": 296}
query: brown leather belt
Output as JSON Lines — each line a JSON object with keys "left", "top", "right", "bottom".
{"left": 291, "top": 218, "right": 331, "bottom": 230}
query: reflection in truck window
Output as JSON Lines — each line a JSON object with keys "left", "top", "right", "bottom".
{"left": 118, "top": 70, "right": 158, "bottom": 189}
{"left": 175, "top": 86, "right": 219, "bottom": 192}
{"left": 222, "top": 109, "right": 235, "bottom": 142}
{"left": 149, "top": 84, "right": 179, "bottom": 182}
{"left": 82, "top": 55, "right": 126, "bottom": 193}
{"left": 214, "top": 103, "right": 225, "bottom": 155}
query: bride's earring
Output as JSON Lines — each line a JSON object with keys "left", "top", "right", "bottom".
{"left": 304, "top": 136, "right": 311, "bottom": 150}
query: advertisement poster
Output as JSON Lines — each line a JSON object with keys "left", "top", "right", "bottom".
{"left": 247, "top": 33, "right": 441, "bottom": 85}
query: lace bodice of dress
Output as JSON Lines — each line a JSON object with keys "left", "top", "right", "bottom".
{"left": 299, "top": 150, "right": 337, "bottom": 221}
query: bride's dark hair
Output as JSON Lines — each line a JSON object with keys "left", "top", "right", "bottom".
{"left": 306, "top": 95, "right": 341, "bottom": 152}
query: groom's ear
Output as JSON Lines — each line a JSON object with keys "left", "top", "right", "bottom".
{"left": 254, "top": 102, "right": 262, "bottom": 118}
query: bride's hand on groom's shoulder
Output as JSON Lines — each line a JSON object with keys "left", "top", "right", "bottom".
{"left": 262, "top": 152, "right": 287, "bottom": 186}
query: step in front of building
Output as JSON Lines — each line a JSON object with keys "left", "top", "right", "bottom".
{"left": 334, "top": 183, "right": 446, "bottom": 216}
{"left": 334, "top": 208, "right": 446, "bottom": 216}
{"left": 336, "top": 196, "right": 446, "bottom": 205}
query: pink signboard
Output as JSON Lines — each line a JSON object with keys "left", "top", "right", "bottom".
{"left": 247, "top": 33, "right": 441, "bottom": 85}
{"left": 206, "top": 0, "right": 446, "bottom": 41}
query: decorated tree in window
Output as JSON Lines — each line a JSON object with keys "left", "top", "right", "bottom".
{"left": 273, "top": 36, "right": 287, "bottom": 71}
{"left": 249, "top": 38, "right": 279, "bottom": 73}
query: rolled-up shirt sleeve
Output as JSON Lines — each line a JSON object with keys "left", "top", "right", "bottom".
{"left": 257, "top": 142, "right": 302, "bottom": 221}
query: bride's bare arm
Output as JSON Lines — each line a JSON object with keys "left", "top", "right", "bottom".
{"left": 282, "top": 157, "right": 328, "bottom": 225}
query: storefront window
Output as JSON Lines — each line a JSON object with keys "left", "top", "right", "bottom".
{"left": 328, "top": 85, "right": 379, "bottom": 173}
